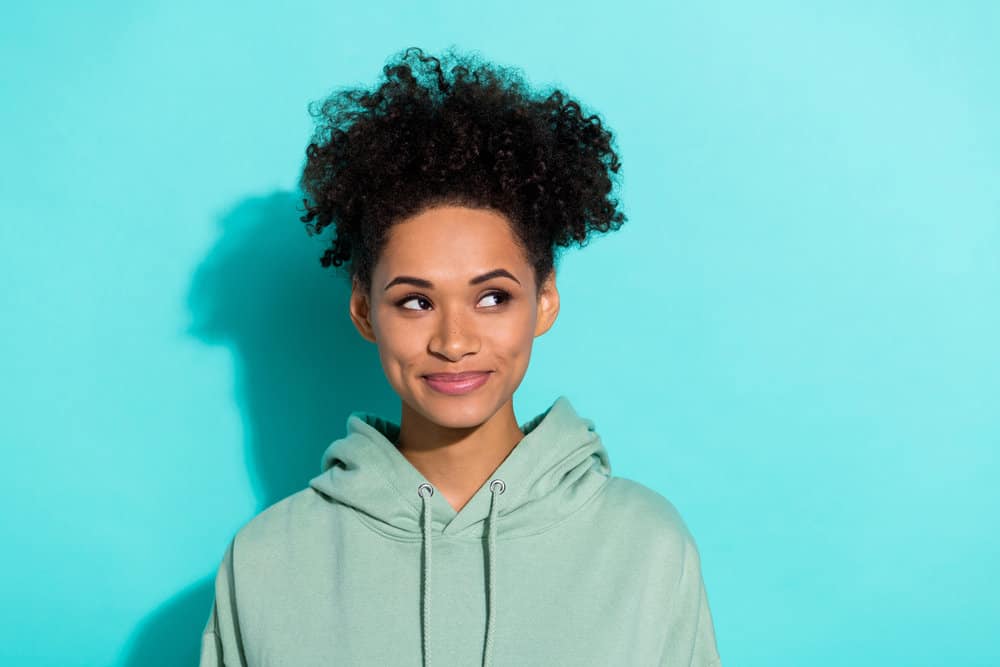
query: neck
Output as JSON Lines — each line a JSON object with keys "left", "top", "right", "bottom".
{"left": 395, "top": 397, "right": 524, "bottom": 513}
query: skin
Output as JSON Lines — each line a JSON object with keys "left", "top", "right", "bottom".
{"left": 349, "top": 205, "right": 560, "bottom": 513}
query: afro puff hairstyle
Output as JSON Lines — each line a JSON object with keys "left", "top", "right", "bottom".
{"left": 297, "top": 45, "right": 626, "bottom": 296}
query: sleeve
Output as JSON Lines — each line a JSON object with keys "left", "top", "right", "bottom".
{"left": 200, "top": 538, "right": 249, "bottom": 667}
{"left": 659, "top": 531, "right": 723, "bottom": 667}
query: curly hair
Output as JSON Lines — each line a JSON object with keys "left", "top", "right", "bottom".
{"left": 297, "top": 45, "right": 626, "bottom": 296}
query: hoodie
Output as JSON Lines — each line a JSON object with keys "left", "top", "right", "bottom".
{"left": 200, "top": 395, "right": 722, "bottom": 666}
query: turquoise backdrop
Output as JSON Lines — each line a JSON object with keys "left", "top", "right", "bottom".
{"left": 2, "top": 2, "right": 997, "bottom": 665}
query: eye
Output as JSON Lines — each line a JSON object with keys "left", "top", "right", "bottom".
{"left": 397, "top": 294, "right": 432, "bottom": 311}
{"left": 478, "top": 290, "right": 511, "bottom": 308}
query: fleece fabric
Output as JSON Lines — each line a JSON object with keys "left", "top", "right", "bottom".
{"left": 200, "top": 395, "right": 722, "bottom": 666}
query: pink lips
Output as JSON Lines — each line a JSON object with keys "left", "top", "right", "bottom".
{"left": 422, "top": 371, "right": 492, "bottom": 395}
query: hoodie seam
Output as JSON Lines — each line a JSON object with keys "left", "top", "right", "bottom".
{"left": 493, "top": 477, "right": 611, "bottom": 541}
{"left": 344, "top": 474, "right": 611, "bottom": 543}
{"left": 345, "top": 505, "right": 424, "bottom": 542}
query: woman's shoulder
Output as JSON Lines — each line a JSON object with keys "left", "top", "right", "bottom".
{"left": 229, "top": 487, "right": 330, "bottom": 558}
{"left": 598, "top": 476, "right": 700, "bottom": 548}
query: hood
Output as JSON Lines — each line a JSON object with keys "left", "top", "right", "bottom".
{"left": 307, "top": 394, "right": 612, "bottom": 667}
{"left": 308, "top": 394, "right": 611, "bottom": 539}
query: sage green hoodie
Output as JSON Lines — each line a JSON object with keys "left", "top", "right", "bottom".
{"left": 200, "top": 395, "right": 722, "bottom": 666}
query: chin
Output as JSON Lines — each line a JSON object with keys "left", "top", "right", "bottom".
{"left": 413, "top": 384, "right": 503, "bottom": 426}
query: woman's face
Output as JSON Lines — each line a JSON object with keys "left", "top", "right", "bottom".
{"left": 350, "top": 205, "right": 559, "bottom": 428}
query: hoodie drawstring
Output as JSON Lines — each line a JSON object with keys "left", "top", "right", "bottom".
{"left": 417, "top": 478, "right": 506, "bottom": 667}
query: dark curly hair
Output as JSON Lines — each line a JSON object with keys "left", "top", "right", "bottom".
{"left": 297, "top": 45, "right": 626, "bottom": 296}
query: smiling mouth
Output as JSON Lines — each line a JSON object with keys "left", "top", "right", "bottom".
{"left": 422, "top": 371, "right": 492, "bottom": 381}
{"left": 421, "top": 371, "right": 493, "bottom": 395}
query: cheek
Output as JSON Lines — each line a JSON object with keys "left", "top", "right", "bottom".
{"left": 373, "top": 315, "right": 430, "bottom": 378}
{"left": 489, "top": 306, "right": 536, "bottom": 359}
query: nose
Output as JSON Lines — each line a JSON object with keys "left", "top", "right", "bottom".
{"left": 428, "top": 306, "right": 480, "bottom": 359}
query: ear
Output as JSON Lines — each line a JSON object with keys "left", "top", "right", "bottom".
{"left": 534, "top": 270, "right": 560, "bottom": 337}
{"left": 349, "top": 276, "right": 378, "bottom": 343}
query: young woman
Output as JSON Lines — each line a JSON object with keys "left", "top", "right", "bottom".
{"left": 201, "top": 46, "right": 722, "bottom": 667}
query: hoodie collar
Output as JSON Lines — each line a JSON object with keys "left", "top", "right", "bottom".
{"left": 308, "top": 395, "right": 611, "bottom": 539}
{"left": 308, "top": 395, "right": 612, "bottom": 667}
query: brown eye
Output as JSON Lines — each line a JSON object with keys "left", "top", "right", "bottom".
{"left": 397, "top": 295, "right": 431, "bottom": 311}
{"left": 478, "top": 290, "right": 510, "bottom": 308}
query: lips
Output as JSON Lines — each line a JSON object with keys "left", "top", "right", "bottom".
{"left": 422, "top": 371, "right": 493, "bottom": 395}
{"left": 423, "top": 371, "right": 492, "bottom": 381}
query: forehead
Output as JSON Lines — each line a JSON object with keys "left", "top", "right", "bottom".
{"left": 377, "top": 206, "right": 527, "bottom": 278}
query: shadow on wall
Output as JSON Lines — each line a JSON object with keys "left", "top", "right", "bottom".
{"left": 119, "top": 190, "right": 397, "bottom": 666}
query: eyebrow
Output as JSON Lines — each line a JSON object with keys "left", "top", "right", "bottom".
{"left": 384, "top": 268, "right": 521, "bottom": 291}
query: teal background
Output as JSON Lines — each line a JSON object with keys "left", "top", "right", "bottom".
{"left": 2, "top": 2, "right": 998, "bottom": 665}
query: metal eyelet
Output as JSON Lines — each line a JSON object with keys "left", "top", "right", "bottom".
{"left": 417, "top": 482, "right": 434, "bottom": 498}
{"left": 489, "top": 479, "right": 506, "bottom": 495}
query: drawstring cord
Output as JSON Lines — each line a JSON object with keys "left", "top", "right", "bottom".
{"left": 418, "top": 483, "right": 433, "bottom": 667}
{"left": 417, "top": 479, "right": 506, "bottom": 667}
{"left": 483, "top": 478, "right": 504, "bottom": 667}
